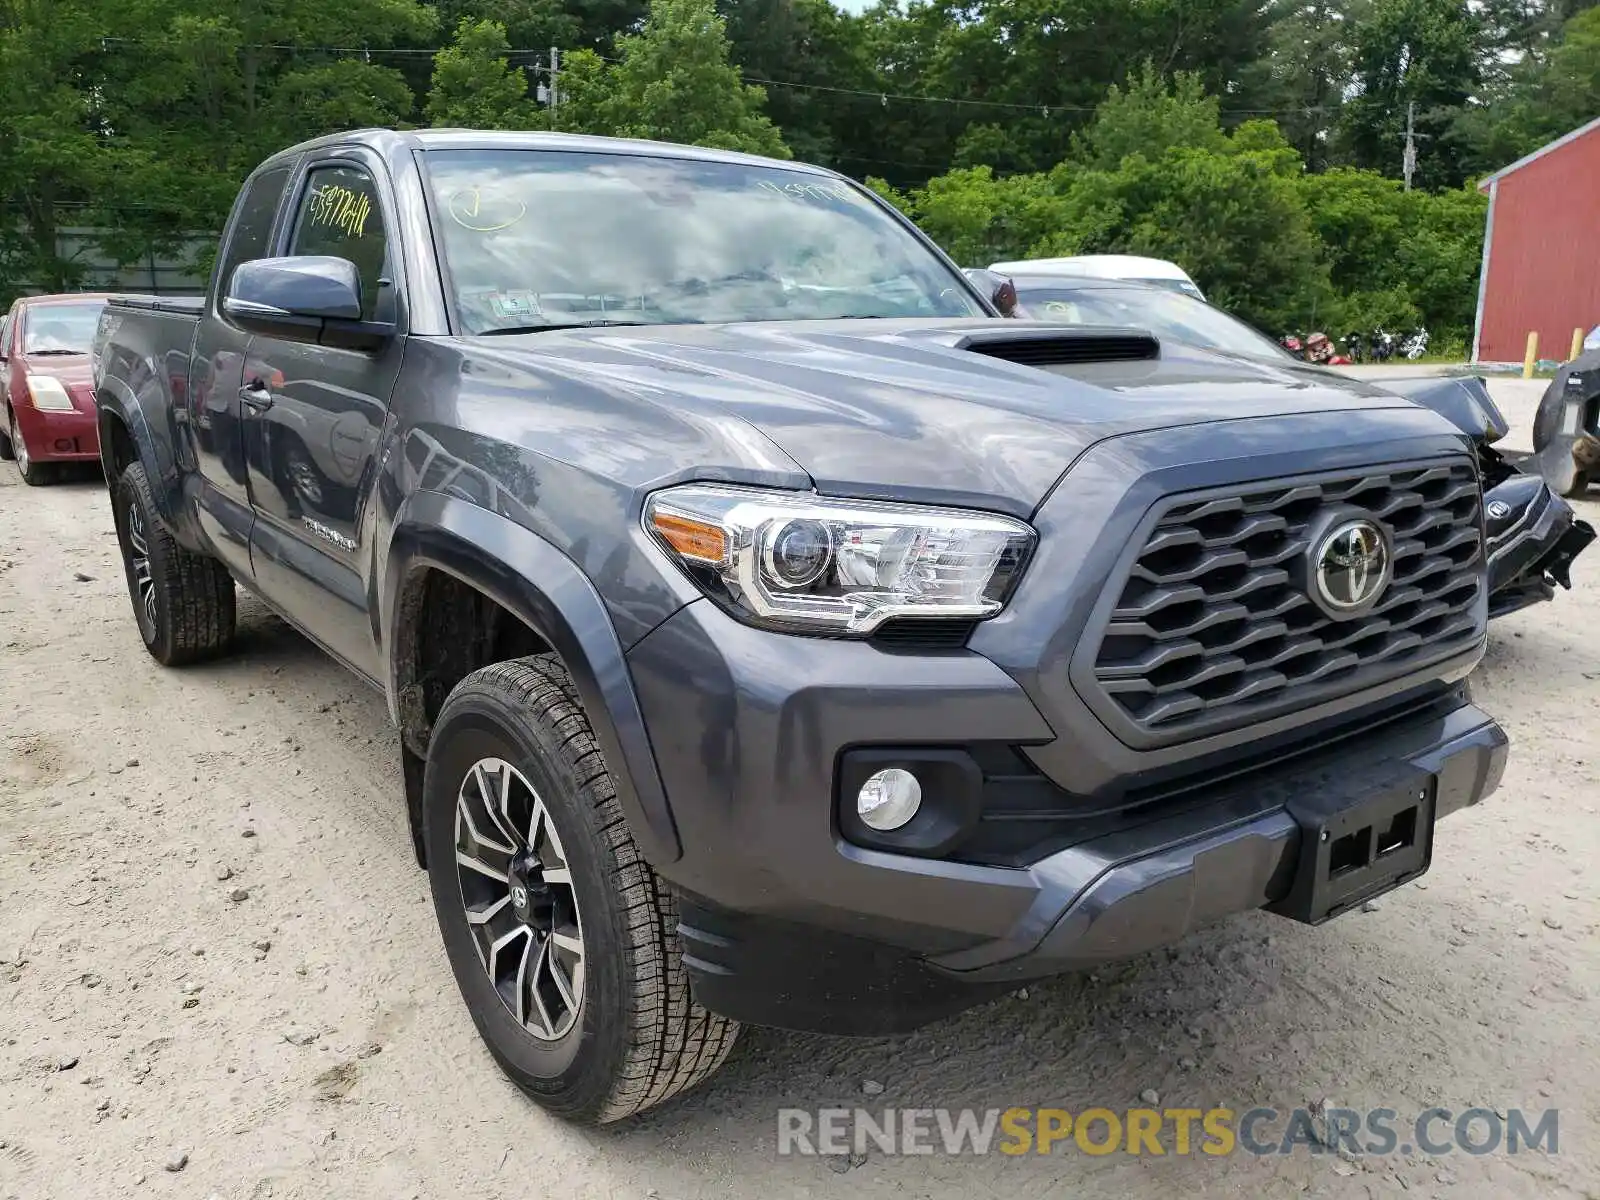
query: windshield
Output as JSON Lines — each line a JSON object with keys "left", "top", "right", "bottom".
{"left": 1013, "top": 284, "right": 1289, "bottom": 361}
{"left": 422, "top": 149, "right": 982, "bottom": 334}
{"left": 23, "top": 301, "right": 106, "bottom": 354}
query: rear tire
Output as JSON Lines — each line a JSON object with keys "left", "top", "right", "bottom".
{"left": 112, "top": 461, "right": 236, "bottom": 665}
{"left": 425, "top": 654, "right": 739, "bottom": 1124}
{"left": 0, "top": 412, "right": 13, "bottom": 462}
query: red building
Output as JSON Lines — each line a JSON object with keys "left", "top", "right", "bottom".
{"left": 1471, "top": 114, "right": 1600, "bottom": 365}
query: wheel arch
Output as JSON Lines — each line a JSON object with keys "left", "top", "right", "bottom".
{"left": 96, "top": 376, "right": 182, "bottom": 525}
{"left": 384, "top": 490, "right": 683, "bottom": 871}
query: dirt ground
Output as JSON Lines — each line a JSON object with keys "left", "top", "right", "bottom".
{"left": 1, "top": 376, "right": 1596, "bottom": 1200}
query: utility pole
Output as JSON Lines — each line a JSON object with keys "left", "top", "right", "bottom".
{"left": 1400, "top": 100, "right": 1430, "bottom": 190}
{"left": 549, "top": 46, "right": 559, "bottom": 123}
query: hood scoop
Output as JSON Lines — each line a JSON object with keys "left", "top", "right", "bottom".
{"left": 953, "top": 326, "right": 1160, "bottom": 368}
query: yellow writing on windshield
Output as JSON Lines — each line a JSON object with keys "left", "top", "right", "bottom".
{"left": 448, "top": 187, "right": 526, "bottom": 232}
{"left": 308, "top": 185, "right": 373, "bottom": 238}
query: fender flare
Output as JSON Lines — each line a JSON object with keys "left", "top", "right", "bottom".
{"left": 96, "top": 374, "right": 183, "bottom": 526}
{"left": 1378, "top": 375, "right": 1511, "bottom": 445}
{"left": 383, "top": 489, "right": 683, "bottom": 866}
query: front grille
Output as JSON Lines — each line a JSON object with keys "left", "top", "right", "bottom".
{"left": 1084, "top": 459, "right": 1484, "bottom": 744}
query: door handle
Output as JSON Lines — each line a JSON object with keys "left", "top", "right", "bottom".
{"left": 239, "top": 383, "right": 274, "bottom": 412}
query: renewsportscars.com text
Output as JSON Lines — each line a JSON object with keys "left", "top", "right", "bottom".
{"left": 776, "top": 1106, "right": 1560, "bottom": 1158}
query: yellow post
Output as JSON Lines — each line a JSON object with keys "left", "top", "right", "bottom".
{"left": 1573, "top": 327, "right": 1585, "bottom": 363}
{"left": 1523, "top": 331, "right": 1539, "bottom": 379}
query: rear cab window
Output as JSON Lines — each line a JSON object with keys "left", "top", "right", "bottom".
{"left": 286, "top": 165, "right": 392, "bottom": 323}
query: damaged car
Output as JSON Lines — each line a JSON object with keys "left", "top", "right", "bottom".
{"left": 1530, "top": 346, "right": 1600, "bottom": 498}
{"left": 968, "top": 269, "right": 1594, "bottom": 619}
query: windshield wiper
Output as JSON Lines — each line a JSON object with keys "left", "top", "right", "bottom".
{"left": 478, "top": 320, "right": 656, "bottom": 336}
{"left": 27, "top": 348, "right": 85, "bottom": 356}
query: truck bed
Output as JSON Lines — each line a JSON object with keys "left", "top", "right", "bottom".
{"left": 105, "top": 294, "right": 205, "bottom": 316}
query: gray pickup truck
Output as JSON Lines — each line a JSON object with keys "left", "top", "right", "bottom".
{"left": 93, "top": 128, "right": 1509, "bottom": 1124}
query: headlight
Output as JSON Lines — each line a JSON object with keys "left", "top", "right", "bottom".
{"left": 26, "top": 376, "right": 75, "bottom": 412}
{"left": 644, "top": 484, "right": 1035, "bottom": 635}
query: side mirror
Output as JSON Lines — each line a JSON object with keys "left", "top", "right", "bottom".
{"left": 963, "top": 268, "right": 1020, "bottom": 318}
{"left": 223, "top": 256, "right": 391, "bottom": 350}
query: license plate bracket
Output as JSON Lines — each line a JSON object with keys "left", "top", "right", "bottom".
{"left": 1268, "top": 772, "right": 1436, "bottom": 925}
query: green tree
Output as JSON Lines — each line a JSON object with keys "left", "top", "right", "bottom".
{"left": 719, "top": 0, "right": 878, "bottom": 165}
{"left": 1085, "top": 144, "right": 1330, "bottom": 332}
{"left": 1541, "top": 6, "right": 1600, "bottom": 129}
{"left": 1457, "top": 5, "right": 1600, "bottom": 173}
{"left": 1242, "top": 0, "right": 1351, "bottom": 170}
{"left": 1338, "top": 0, "right": 1483, "bottom": 186}
{"left": 426, "top": 18, "right": 538, "bottom": 129}
{"left": 1393, "top": 182, "right": 1485, "bottom": 338}
{"left": 902, "top": 166, "right": 1067, "bottom": 265}
{"left": 544, "top": 47, "right": 612, "bottom": 134}
{"left": 265, "top": 61, "right": 416, "bottom": 136}
{"left": 589, "top": 0, "right": 790, "bottom": 156}
{"left": 0, "top": 0, "right": 167, "bottom": 293}
{"left": 1071, "top": 65, "right": 1227, "bottom": 170}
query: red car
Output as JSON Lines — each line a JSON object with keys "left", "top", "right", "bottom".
{"left": 0, "top": 293, "right": 111, "bottom": 485}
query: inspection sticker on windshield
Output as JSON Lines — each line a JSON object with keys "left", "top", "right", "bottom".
{"left": 487, "top": 291, "right": 543, "bottom": 320}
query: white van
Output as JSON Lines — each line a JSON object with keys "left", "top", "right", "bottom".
{"left": 988, "top": 255, "right": 1205, "bottom": 301}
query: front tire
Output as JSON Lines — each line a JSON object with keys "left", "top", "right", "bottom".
{"left": 425, "top": 655, "right": 739, "bottom": 1124}
{"left": 113, "top": 461, "right": 237, "bottom": 665}
{"left": 10, "top": 407, "right": 53, "bottom": 485}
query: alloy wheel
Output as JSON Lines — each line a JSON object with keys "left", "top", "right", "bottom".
{"left": 11, "top": 410, "right": 28, "bottom": 474}
{"left": 126, "top": 502, "right": 157, "bottom": 639}
{"left": 454, "top": 757, "right": 585, "bottom": 1041}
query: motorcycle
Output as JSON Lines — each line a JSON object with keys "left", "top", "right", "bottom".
{"left": 1402, "top": 327, "right": 1430, "bottom": 360}
{"left": 1301, "top": 332, "right": 1351, "bottom": 366}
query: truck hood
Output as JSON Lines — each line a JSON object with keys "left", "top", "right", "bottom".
{"left": 470, "top": 318, "right": 1430, "bottom": 515}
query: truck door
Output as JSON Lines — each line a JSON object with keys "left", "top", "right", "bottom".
{"left": 188, "top": 162, "right": 295, "bottom": 579}
{"left": 241, "top": 153, "right": 404, "bottom": 683}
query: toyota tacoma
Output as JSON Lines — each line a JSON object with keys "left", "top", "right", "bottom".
{"left": 92, "top": 129, "right": 1509, "bottom": 1124}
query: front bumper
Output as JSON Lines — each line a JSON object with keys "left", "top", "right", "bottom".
{"left": 11, "top": 403, "right": 100, "bottom": 462}
{"left": 630, "top": 599, "right": 1507, "bottom": 1035}
{"left": 1484, "top": 471, "right": 1595, "bottom": 618}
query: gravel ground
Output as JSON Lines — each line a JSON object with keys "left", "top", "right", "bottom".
{"left": 1, "top": 377, "right": 1596, "bottom": 1199}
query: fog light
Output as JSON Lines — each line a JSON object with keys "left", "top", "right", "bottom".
{"left": 856, "top": 768, "right": 922, "bottom": 831}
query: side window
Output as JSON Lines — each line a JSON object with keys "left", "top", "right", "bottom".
{"left": 288, "top": 165, "right": 390, "bottom": 323}
{"left": 217, "top": 165, "right": 291, "bottom": 303}
{"left": 0, "top": 313, "right": 11, "bottom": 358}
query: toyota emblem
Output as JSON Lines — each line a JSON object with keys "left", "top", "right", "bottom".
{"left": 1313, "top": 519, "right": 1391, "bottom": 615}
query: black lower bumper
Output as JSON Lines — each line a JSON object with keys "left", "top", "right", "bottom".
{"left": 678, "top": 700, "right": 1507, "bottom": 1034}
